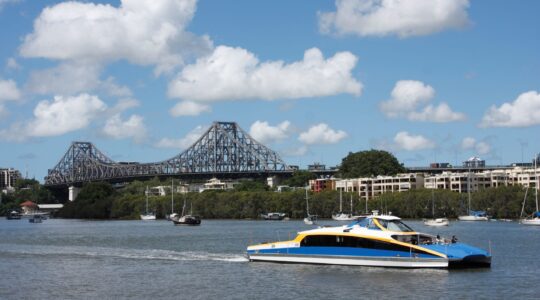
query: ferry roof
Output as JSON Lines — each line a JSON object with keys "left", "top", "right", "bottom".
{"left": 372, "top": 215, "right": 401, "bottom": 221}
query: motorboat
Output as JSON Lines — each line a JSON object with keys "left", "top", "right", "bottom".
{"left": 140, "top": 186, "right": 156, "bottom": 221}
{"left": 29, "top": 215, "right": 44, "bottom": 223}
{"left": 247, "top": 214, "right": 491, "bottom": 268}
{"left": 424, "top": 189, "right": 449, "bottom": 226}
{"left": 6, "top": 210, "right": 22, "bottom": 220}
{"left": 261, "top": 212, "right": 286, "bottom": 221}
{"left": 423, "top": 218, "right": 449, "bottom": 226}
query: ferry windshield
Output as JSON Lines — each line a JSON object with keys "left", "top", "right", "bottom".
{"left": 376, "top": 219, "right": 414, "bottom": 232}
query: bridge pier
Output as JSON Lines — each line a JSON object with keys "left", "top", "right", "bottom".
{"left": 68, "top": 186, "right": 80, "bottom": 201}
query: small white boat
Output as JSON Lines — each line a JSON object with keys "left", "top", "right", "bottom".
{"left": 458, "top": 170, "right": 488, "bottom": 221}
{"left": 247, "top": 215, "right": 491, "bottom": 268}
{"left": 520, "top": 158, "right": 540, "bottom": 226}
{"left": 303, "top": 188, "right": 317, "bottom": 225}
{"left": 261, "top": 212, "right": 286, "bottom": 220}
{"left": 424, "top": 189, "right": 449, "bottom": 226}
{"left": 332, "top": 191, "right": 357, "bottom": 221}
{"left": 171, "top": 198, "right": 201, "bottom": 226}
{"left": 423, "top": 218, "right": 449, "bottom": 226}
{"left": 140, "top": 186, "right": 156, "bottom": 221}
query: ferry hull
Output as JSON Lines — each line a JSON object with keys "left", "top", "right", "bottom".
{"left": 247, "top": 253, "right": 448, "bottom": 268}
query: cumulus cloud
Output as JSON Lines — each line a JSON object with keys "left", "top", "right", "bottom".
{"left": 102, "top": 114, "right": 147, "bottom": 142}
{"left": 169, "top": 101, "right": 211, "bottom": 117}
{"left": 0, "top": 94, "right": 107, "bottom": 141}
{"left": 380, "top": 80, "right": 465, "bottom": 122}
{"left": 6, "top": 58, "right": 20, "bottom": 70}
{"left": 408, "top": 103, "right": 466, "bottom": 122}
{"left": 319, "top": 0, "right": 470, "bottom": 38}
{"left": 20, "top": 0, "right": 211, "bottom": 74}
{"left": 298, "top": 123, "right": 347, "bottom": 145}
{"left": 480, "top": 91, "right": 540, "bottom": 127}
{"left": 0, "top": 79, "right": 21, "bottom": 101}
{"left": 393, "top": 131, "right": 435, "bottom": 151}
{"left": 156, "top": 125, "right": 207, "bottom": 149}
{"left": 249, "top": 121, "right": 291, "bottom": 144}
{"left": 168, "top": 46, "right": 362, "bottom": 102}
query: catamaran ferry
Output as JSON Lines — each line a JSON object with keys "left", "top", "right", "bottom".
{"left": 247, "top": 214, "right": 491, "bottom": 268}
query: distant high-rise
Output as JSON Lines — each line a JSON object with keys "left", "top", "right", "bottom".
{"left": 463, "top": 157, "right": 485, "bottom": 168}
{"left": 0, "top": 168, "right": 21, "bottom": 192}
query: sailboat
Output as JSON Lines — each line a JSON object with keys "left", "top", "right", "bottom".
{"left": 521, "top": 158, "right": 540, "bottom": 225}
{"left": 167, "top": 179, "right": 178, "bottom": 220}
{"left": 423, "top": 189, "right": 449, "bottom": 226}
{"left": 458, "top": 170, "right": 488, "bottom": 221}
{"left": 332, "top": 190, "right": 356, "bottom": 221}
{"left": 303, "top": 188, "right": 317, "bottom": 225}
{"left": 140, "top": 186, "right": 156, "bottom": 220}
{"left": 171, "top": 195, "right": 201, "bottom": 226}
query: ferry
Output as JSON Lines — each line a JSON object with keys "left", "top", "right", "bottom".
{"left": 247, "top": 215, "right": 491, "bottom": 268}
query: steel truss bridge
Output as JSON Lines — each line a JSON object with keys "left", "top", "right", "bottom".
{"left": 44, "top": 122, "right": 292, "bottom": 188}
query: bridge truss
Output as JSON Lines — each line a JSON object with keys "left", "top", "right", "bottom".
{"left": 44, "top": 122, "right": 291, "bottom": 187}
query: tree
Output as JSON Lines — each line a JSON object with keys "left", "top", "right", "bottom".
{"left": 339, "top": 149, "right": 405, "bottom": 178}
{"left": 58, "top": 182, "right": 115, "bottom": 219}
{"left": 283, "top": 170, "right": 317, "bottom": 187}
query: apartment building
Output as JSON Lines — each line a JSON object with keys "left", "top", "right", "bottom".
{"left": 1, "top": 168, "right": 21, "bottom": 192}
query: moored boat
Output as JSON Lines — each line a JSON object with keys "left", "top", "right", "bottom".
{"left": 520, "top": 157, "right": 540, "bottom": 226}
{"left": 458, "top": 170, "right": 489, "bottom": 221}
{"left": 423, "top": 218, "right": 449, "bottom": 226}
{"left": 172, "top": 214, "right": 201, "bottom": 226}
{"left": 6, "top": 210, "right": 22, "bottom": 220}
{"left": 247, "top": 215, "right": 491, "bottom": 268}
{"left": 140, "top": 186, "right": 156, "bottom": 221}
{"left": 261, "top": 212, "right": 286, "bottom": 220}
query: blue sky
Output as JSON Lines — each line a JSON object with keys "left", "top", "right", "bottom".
{"left": 0, "top": 0, "right": 539, "bottom": 181}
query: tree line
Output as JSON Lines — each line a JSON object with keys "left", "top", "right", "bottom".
{"left": 56, "top": 181, "right": 536, "bottom": 220}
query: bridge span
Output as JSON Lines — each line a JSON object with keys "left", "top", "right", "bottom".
{"left": 44, "top": 122, "right": 293, "bottom": 193}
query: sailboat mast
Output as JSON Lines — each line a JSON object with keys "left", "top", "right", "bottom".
{"left": 145, "top": 186, "right": 149, "bottom": 214}
{"left": 350, "top": 194, "right": 353, "bottom": 214}
{"left": 431, "top": 188, "right": 435, "bottom": 218}
{"left": 339, "top": 189, "right": 343, "bottom": 212}
{"left": 305, "top": 187, "right": 309, "bottom": 215}
{"left": 467, "top": 168, "right": 471, "bottom": 214}
{"left": 171, "top": 179, "right": 174, "bottom": 214}
{"left": 535, "top": 156, "right": 539, "bottom": 212}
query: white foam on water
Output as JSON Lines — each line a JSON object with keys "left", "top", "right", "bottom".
{"left": 0, "top": 244, "right": 249, "bottom": 263}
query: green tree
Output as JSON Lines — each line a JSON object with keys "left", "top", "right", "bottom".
{"left": 58, "top": 182, "right": 115, "bottom": 219}
{"left": 283, "top": 170, "right": 317, "bottom": 187}
{"left": 339, "top": 149, "right": 405, "bottom": 178}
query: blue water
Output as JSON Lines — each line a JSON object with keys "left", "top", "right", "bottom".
{"left": 0, "top": 219, "right": 539, "bottom": 299}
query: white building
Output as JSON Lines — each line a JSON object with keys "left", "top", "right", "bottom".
{"left": 1, "top": 168, "right": 21, "bottom": 193}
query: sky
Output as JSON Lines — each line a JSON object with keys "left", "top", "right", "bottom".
{"left": 0, "top": 0, "right": 539, "bottom": 181}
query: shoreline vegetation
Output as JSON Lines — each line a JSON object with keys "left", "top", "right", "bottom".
{"left": 54, "top": 180, "right": 532, "bottom": 220}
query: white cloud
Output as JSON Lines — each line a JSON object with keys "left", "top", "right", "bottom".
{"left": 380, "top": 80, "right": 434, "bottom": 117}
{"left": 168, "top": 46, "right": 362, "bottom": 102}
{"left": 380, "top": 80, "right": 465, "bottom": 122}
{"left": 0, "top": 105, "right": 7, "bottom": 117}
{"left": 319, "top": 0, "right": 470, "bottom": 38}
{"left": 249, "top": 121, "right": 291, "bottom": 144}
{"left": 408, "top": 103, "right": 466, "bottom": 122}
{"left": 20, "top": 0, "right": 211, "bottom": 74}
{"left": 393, "top": 131, "right": 435, "bottom": 151}
{"left": 0, "top": 94, "right": 107, "bottom": 141}
{"left": 169, "top": 101, "right": 211, "bottom": 117}
{"left": 480, "top": 91, "right": 540, "bottom": 127}
{"left": 156, "top": 125, "right": 207, "bottom": 149}
{"left": 461, "top": 137, "right": 476, "bottom": 150}
{"left": 0, "top": 79, "right": 21, "bottom": 101}
{"left": 475, "top": 141, "right": 491, "bottom": 155}
{"left": 298, "top": 123, "right": 347, "bottom": 145}
{"left": 102, "top": 114, "right": 146, "bottom": 142}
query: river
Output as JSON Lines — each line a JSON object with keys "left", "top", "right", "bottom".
{"left": 0, "top": 218, "right": 538, "bottom": 299}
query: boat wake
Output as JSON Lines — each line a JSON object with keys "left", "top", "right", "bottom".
{"left": 0, "top": 244, "right": 248, "bottom": 263}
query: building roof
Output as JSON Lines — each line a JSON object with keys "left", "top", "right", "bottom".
{"left": 20, "top": 200, "right": 37, "bottom": 207}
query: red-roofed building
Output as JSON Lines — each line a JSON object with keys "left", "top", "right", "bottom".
{"left": 20, "top": 201, "right": 38, "bottom": 215}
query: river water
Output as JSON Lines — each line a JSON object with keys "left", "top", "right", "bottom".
{"left": 0, "top": 218, "right": 539, "bottom": 299}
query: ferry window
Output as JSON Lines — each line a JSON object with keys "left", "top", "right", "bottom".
{"left": 355, "top": 217, "right": 369, "bottom": 227}
{"left": 367, "top": 219, "right": 381, "bottom": 230}
{"left": 376, "top": 219, "right": 413, "bottom": 232}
